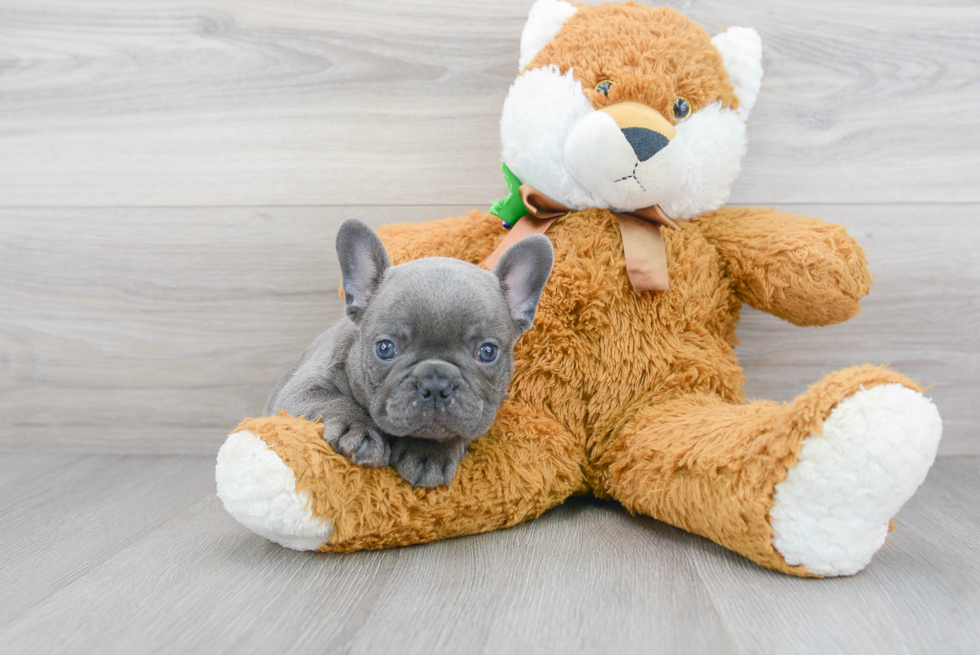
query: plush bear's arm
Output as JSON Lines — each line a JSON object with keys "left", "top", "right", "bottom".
{"left": 374, "top": 209, "right": 501, "bottom": 266}
{"left": 693, "top": 206, "right": 872, "bottom": 326}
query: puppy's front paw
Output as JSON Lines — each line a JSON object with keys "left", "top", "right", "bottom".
{"left": 323, "top": 415, "right": 390, "bottom": 468}
{"left": 389, "top": 437, "right": 466, "bottom": 488}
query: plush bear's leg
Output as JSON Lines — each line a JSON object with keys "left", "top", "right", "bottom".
{"left": 217, "top": 404, "right": 585, "bottom": 551}
{"left": 596, "top": 365, "right": 942, "bottom": 577}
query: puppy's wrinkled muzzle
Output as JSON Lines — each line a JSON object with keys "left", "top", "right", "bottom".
{"left": 414, "top": 360, "right": 459, "bottom": 409}
{"left": 381, "top": 359, "right": 488, "bottom": 440}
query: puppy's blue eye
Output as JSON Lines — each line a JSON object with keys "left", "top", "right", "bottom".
{"left": 478, "top": 343, "right": 498, "bottom": 363}
{"left": 375, "top": 340, "right": 396, "bottom": 361}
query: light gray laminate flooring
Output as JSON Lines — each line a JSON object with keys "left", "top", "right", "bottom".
{"left": 1, "top": 452, "right": 977, "bottom": 654}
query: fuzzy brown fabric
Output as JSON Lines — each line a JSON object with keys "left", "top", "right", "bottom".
{"left": 527, "top": 3, "right": 740, "bottom": 118}
{"left": 235, "top": 204, "right": 916, "bottom": 576}
{"left": 238, "top": 403, "right": 586, "bottom": 551}
{"left": 228, "top": 3, "right": 918, "bottom": 576}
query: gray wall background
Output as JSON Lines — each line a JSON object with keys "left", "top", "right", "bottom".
{"left": 1, "top": 0, "right": 977, "bottom": 455}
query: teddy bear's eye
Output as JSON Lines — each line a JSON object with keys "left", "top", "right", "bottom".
{"left": 673, "top": 97, "right": 691, "bottom": 121}
{"left": 595, "top": 80, "right": 614, "bottom": 97}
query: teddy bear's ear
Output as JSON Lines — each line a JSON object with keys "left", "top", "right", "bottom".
{"left": 711, "top": 27, "right": 764, "bottom": 120}
{"left": 519, "top": 0, "right": 578, "bottom": 70}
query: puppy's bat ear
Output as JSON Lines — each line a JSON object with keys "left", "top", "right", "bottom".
{"left": 336, "top": 219, "right": 391, "bottom": 322}
{"left": 493, "top": 234, "right": 554, "bottom": 334}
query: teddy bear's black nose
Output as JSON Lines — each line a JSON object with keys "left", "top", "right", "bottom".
{"left": 622, "top": 127, "right": 670, "bottom": 162}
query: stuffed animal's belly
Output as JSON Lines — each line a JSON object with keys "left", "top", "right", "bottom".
{"left": 507, "top": 210, "right": 743, "bottom": 439}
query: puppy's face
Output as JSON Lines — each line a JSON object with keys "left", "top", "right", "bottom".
{"left": 337, "top": 221, "right": 553, "bottom": 441}
{"left": 349, "top": 260, "right": 515, "bottom": 440}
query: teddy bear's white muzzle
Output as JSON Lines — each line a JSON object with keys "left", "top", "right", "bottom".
{"left": 564, "top": 109, "right": 691, "bottom": 212}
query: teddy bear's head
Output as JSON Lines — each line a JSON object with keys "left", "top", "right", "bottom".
{"left": 500, "top": 0, "right": 763, "bottom": 220}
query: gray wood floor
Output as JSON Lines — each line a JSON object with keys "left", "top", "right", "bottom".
{"left": 0, "top": 452, "right": 977, "bottom": 654}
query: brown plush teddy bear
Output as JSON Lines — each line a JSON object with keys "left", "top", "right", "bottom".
{"left": 216, "top": 0, "right": 942, "bottom": 577}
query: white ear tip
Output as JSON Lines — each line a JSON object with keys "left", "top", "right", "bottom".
{"left": 519, "top": 0, "right": 578, "bottom": 70}
{"left": 712, "top": 26, "right": 764, "bottom": 119}
{"left": 719, "top": 26, "right": 762, "bottom": 49}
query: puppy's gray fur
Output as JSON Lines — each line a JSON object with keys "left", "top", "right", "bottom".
{"left": 265, "top": 219, "right": 553, "bottom": 488}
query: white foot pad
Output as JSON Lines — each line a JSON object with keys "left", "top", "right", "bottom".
{"left": 770, "top": 384, "right": 942, "bottom": 576}
{"left": 216, "top": 430, "right": 333, "bottom": 551}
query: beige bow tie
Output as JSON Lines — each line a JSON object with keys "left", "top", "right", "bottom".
{"left": 482, "top": 185, "right": 681, "bottom": 291}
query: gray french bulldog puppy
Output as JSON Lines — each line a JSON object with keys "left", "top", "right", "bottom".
{"left": 265, "top": 218, "right": 554, "bottom": 488}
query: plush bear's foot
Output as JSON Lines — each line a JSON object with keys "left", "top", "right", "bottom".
{"left": 769, "top": 384, "right": 942, "bottom": 576}
{"left": 216, "top": 408, "right": 584, "bottom": 552}
{"left": 600, "top": 365, "right": 942, "bottom": 577}
{"left": 216, "top": 430, "right": 333, "bottom": 551}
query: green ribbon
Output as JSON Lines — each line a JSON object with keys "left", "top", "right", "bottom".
{"left": 489, "top": 162, "right": 530, "bottom": 227}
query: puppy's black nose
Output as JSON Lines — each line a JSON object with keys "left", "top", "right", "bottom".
{"left": 621, "top": 127, "right": 669, "bottom": 162}
{"left": 413, "top": 360, "right": 460, "bottom": 408}
{"left": 417, "top": 375, "right": 454, "bottom": 404}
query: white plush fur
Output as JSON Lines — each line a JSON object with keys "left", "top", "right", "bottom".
{"left": 501, "top": 11, "right": 763, "bottom": 219}
{"left": 501, "top": 66, "right": 607, "bottom": 210}
{"left": 500, "top": 67, "right": 748, "bottom": 219}
{"left": 564, "top": 110, "right": 691, "bottom": 211}
{"left": 216, "top": 430, "right": 334, "bottom": 551}
{"left": 661, "top": 102, "right": 746, "bottom": 219}
{"left": 711, "top": 27, "right": 764, "bottom": 119}
{"left": 770, "top": 385, "right": 943, "bottom": 576}
{"left": 519, "top": 0, "right": 578, "bottom": 70}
